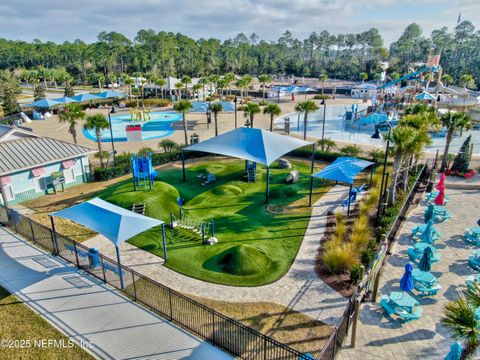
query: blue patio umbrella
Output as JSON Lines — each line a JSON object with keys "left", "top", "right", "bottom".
{"left": 96, "top": 91, "right": 125, "bottom": 99}
{"left": 71, "top": 93, "right": 101, "bottom": 102}
{"left": 53, "top": 96, "right": 78, "bottom": 103}
{"left": 419, "top": 219, "right": 435, "bottom": 243}
{"left": 23, "top": 98, "right": 61, "bottom": 108}
{"left": 424, "top": 204, "right": 434, "bottom": 223}
{"left": 400, "top": 263, "right": 414, "bottom": 291}
{"left": 418, "top": 246, "right": 433, "bottom": 272}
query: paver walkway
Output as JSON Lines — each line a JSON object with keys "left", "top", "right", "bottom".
{"left": 338, "top": 188, "right": 480, "bottom": 360}
{"left": 0, "top": 227, "right": 233, "bottom": 360}
{"left": 84, "top": 185, "right": 352, "bottom": 326}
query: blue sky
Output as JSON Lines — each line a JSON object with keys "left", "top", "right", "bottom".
{"left": 0, "top": 0, "right": 478, "bottom": 45}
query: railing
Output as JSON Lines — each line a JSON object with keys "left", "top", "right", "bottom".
{"left": 0, "top": 205, "right": 304, "bottom": 360}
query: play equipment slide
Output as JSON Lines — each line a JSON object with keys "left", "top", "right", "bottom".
{"left": 378, "top": 66, "right": 431, "bottom": 89}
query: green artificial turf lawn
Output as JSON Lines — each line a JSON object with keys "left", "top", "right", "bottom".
{"left": 97, "top": 159, "right": 330, "bottom": 286}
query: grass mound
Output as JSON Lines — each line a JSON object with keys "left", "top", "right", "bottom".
{"left": 211, "top": 184, "right": 243, "bottom": 197}
{"left": 216, "top": 244, "right": 272, "bottom": 276}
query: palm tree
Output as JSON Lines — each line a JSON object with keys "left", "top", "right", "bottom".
{"left": 460, "top": 74, "right": 475, "bottom": 89}
{"left": 58, "top": 103, "right": 85, "bottom": 144}
{"left": 175, "top": 82, "right": 184, "bottom": 100}
{"left": 158, "top": 139, "right": 178, "bottom": 153}
{"left": 84, "top": 114, "right": 109, "bottom": 167}
{"left": 223, "top": 72, "right": 236, "bottom": 95}
{"left": 155, "top": 78, "right": 166, "bottom": 99}
{"left": 442, "top": 284, "right": 480, "bottom": 357}
{"left": 318, "top": 71, "right": 328, "bottom": 96}
{"left": 360, "top": 72, "right": 368, "bottom": 83}
{"left": 440, "top": 112, "right": 472, "bottom": 171}
{"left": 242, "top": 75, "right": 253, "bottom": 99}
{"left": 243, "top": 102, "right": 260, "bottom": 128}
{"left": 210, "top": 102, "right": 223, "bottom": 136}
{"left": 295, "top": 100, "right": 319, "bottom": 140}
{"left": 441, "top": 74, "right": 453, "bottom": 86}
{"left": 192, "top": 84, "right": 202, "bottom": 100}
{"left": 263, "top": 103, "right": 281, "bottom": 132}
{"left": 121, "top": 74, "right": 134, "bottom": 102}
{"left": 198, "top": 78, "right": 208, "bottom": 101}
{"left": 258, "top": 74, "right": 271, "bottom": 100}
{"left": 173, "top": 99, "right": 192, "bottom": 145}
{"left": 216, "top": 78, "right": 228, "bottom": 100}
{"left": 318, "top": 138, "right": 337, "bottom": 152}
{"left": 181, "top": 76, "right": 192, "bottom": 99}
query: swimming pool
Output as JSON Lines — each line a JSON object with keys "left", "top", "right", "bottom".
{"left": 275, "top": 105, "right": 480, "bottom": 155}
{"left": 82, "top": 111, "right": 182, "bottom": 142}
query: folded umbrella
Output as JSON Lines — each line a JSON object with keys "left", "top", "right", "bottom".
{"left": 424, "top": 204, "right": 434, "bottom": 223}
{"left": 400, "top": 263, "right": 414, "bottom": 292}
{"left": 418, "top": 246, "right": 433, "bottom": 272}
{"left": 435, "top": 173, "right": 446, "bottom": 191}
{"left": 419, "top": 220, "right": 436, "bottom": 243}
{"left": 434, "top": 187, "right": 445, "bottom": 206}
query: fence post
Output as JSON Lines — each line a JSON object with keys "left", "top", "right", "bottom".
{"left": 11, "top": 209, "right": 18, "bottom": 233}
{"left": 28, "top": 218, "right": 36, "bottom": 243}
{"left": 73, "top": 241, "right": 80, "bottom": 268}
{"left": 211, "top": 311, "right": 216, "bottom": 345}
{"left": 350, "top": 296, "right": 361, "bottom": 348}
{"left": 263, "top": 335, "right": 268, "bottom": 360}
{"left": 49, "top": 216, "right": 59, "bottom": 255}
{"left": 333, "top": 330, "right": 338, "bottom": 359}
{"left": 168, "top": 288, "right": 173, "bottom": 321}
{"left": 132, "top": 270, "right": 137, "bottom": 301}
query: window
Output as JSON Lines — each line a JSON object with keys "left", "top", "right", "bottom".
{"left": 63, "top": 167, "right": 75, "bottom": 183}
{"left": 33, "top": 176, "right": 47, "bottom": 193}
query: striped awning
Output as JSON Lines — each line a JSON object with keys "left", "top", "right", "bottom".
{"left": 31, "top": 167, "right": 46, "bottom": 177}
{"left": 62, "top": 159, "right": 75, "bottom": 169}
{"left": 0, "top": 176, "right": 11, "bottom": 186}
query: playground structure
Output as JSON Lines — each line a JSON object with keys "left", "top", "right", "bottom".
{"left": 129, "top": 107, "right": 152, "bottom": 122}
{"left": 170, "top": 212, "right": 217, "bottom": 244}
{"left": 131, "top": 153, "right": 157, "bottom": 191}
{"left": 245, "top": 160, "right": 257, "bottom": 182}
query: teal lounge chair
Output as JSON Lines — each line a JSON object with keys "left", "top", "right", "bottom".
{"left": 414, "top": 282, "right": 441, "bottom": 296}
{"left": 465, "top": 227, "right": 480, "bottom": 246}
{"left": 395, "top": 306, "right": 423, "bottom": 322}
{"left": 380, "top": 295, "right": 396, "bottom": 316}
{"left": 408, "top": 247, "right": 442, "bottom": 264}
{"left": 444, "top": 342, "right": 463, "bottom": 360}
{"left": 469, "top": 256, "right": 480, "bottom": 271}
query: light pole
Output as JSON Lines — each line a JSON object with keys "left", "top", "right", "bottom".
{"left": 234, "top": 96, "right": 238, "bottom": 129}
{"left": 320, "top": 98, "right": 327, "bottom": 144}
{"left": 108, "top": 109, "right": 116, "bottom": 165}
{"left": 372, "top": 121, "right": 392, "bottom": 225}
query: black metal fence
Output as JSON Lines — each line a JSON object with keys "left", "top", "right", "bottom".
{"left": 0, "top": 205, "right": 306, "bottom": 359}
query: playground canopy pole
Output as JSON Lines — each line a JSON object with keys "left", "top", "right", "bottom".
{"left": 308, "top": 177, "right": 314, "bottom": 207}
{"left": 181, "top": 151, "right": 186, "bottom": 182}
{"left": 347, "top": 184, "right": 353, "bottom": 216}
{"left": 265, "top": 166, "right": 270, "bottom": 204}
{"left": 310, "top": 143, "right": 316, "bottom": 174}
{"left": 115, "top": 245, "right": 124, "bottom": 289}
{"left": 161, "top": 223, "right": 168, "bottom": 262}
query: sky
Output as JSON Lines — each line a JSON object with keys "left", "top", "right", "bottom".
{"left": 0, "top": 0, "right": 479, "bottom": 46}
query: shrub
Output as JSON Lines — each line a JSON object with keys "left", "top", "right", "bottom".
{"left": 94, "top": 163, "right": 130, "bottom": 181}
{"left": 350, "top": 215, "right": 371, "bottom": 253}
{"left": 323, "top": 243, "right": 356, "bottom": 274}
{"left": 350, "top": 264, "right": 363, "bottom": 284}
{"left": 313, "top": 94, "right": 330, "bottom": 100}
{"left": 368, "top": 149, "right": 384, "bottom": 164}
{"left": 137, "top": 147, "right": 155, "bottom": 157}
{"left": 360, "top": 245, "right": 376, "bottom": 268}
{"left": 225, "top": 95, "right": 236, "bottom": 101}
{"left": 334, "top": 212, "right": 346, "bottom": 241}
{"left": 258, "top": 100, "right": 268, "bottom": 106}
{"left": 125, "top": 99, "right": 170, "bottom": 108}
{"left": 340, "top": 144, "right": 361, "bottom": 157}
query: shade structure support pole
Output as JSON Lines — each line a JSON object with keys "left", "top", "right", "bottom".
{"left": 375, "top": 136, "right": 390, "bottom": 225}
{"left": 115, "top": 245, "right": 124, "bottom": 289}
{"left": 161, "top": 223, "right": 168, "bottom": 262}
{"left": 265, "top": 166, "right": 270, "bottom": 204}
{"left": 347, "top": 184, "right": 353, "bottom": 216}
{"left": 308, "top": 177, "right": 314, "bottom": 207}
{"left": 310, "top": 143, "right": 316, "bottom": 174}
{"left": 181, "top": 151, "right": 186, "bottom": 182}
{"left": 49, "top": 216, "right": 60, "bottom": 255}
{"left": 369, "top": 166, "right": 374, "bottom": 187}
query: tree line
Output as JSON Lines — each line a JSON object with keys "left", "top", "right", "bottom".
{"left": 0, "top": 20, "right": 478, "bottom": 91}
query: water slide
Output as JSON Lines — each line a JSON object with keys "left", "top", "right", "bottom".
{"left": 435, "top": 82, "right": 469, "bottom": 97}
{"left": 378, "top": 66, "right": 430, "bottom": 89}
{"left": 438, "top": 96, "right": 480, "bottom": 107}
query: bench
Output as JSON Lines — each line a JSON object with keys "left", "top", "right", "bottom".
{"left": 414, "top": 282, "right": 441, "bottom": 296}
{"left": 396, "top": 306, "right": 423, "bottom": 322}
{"left": 131, "top": 203, "right": 146, "bottom": 215}
{"left": 64, "top": 243, "right": 89, "bottom": 258}
{"left": 103, "top": 262, "right": 124, "bottom": 277}
{"left": 380, "top": 295, "right": 395, "bottom": 316}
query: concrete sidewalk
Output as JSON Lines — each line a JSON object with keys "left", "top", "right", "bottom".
{"left": 0, "top": 227, "right": 233, "bottom": 360}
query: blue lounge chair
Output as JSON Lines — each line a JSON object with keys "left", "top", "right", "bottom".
{"left": 469, "top": 256, "right": 480, "bottom": 271}
{"left": 444, "top": 342, "right": 463, "bottom": 360}
{"left": 342, "top": 192, "right": 357, "bottom": 207}
{"left": 103, "top": 262, "right": 124, "bottom": 277}
{"left": 395, "top": 306, "right": 423, "bottom": 322}
{"left": 380, "top": 295, "right": 396, "bottom": 316}
{"left": 414, "top": 282, "right": 441, "bottom": 296}
{"left": 64, "top": 243, "right": 89, "bottom": 258}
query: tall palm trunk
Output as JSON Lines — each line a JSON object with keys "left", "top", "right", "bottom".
{"left": 96, "top": 130, "right": 104, "bottom": 167}
{"left": 70, "top": 125, "right": 77, "bottom": 144}
{"left": 389, "top": 155, "right": 403, "bottom": 204}
{"left": 214, "top": 114, "right": 218, "bottom": 136}
{"left": 441, "top": 129, "right": 455, "bottom": 171}
{"left": 182, "top": 114, "right": 188, "bottom": 145}
{"left": 250, "top": 114, "right": 254, "bottom": 128}
{"left": 270, "top": 115, "right": 274, "bottom": 132}
{"left": 262, "top": 84, "right": 266, "bottom": 99}
{"left": 303, "top": 112, "right": 308, "bottom": 140}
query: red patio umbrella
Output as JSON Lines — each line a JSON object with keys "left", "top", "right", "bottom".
{"left": 435, "top": 173, "right": 446, "bottom": 191}
{"left": 434, "top": 186, "right": 445, "bottom": 205}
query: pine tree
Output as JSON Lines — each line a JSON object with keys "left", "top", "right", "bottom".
{"left": 0, "top": 78, "right": 20, "bottom": 115}
{"left": 451, "top": 135, "right": 472, "bottom": 173}
{"left": 34, "top": 85, "right": 46, "bottom": 101}
{"left": 64, "top": 82, "right": 74, "bottom": 97}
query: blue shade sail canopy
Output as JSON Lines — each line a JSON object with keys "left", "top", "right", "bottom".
{"left": 400, "top": 263, "right": 414, "bottom": 291}
{"left": 311, "top": 157, "right": 374, "bottom": 185}
{"left": 53, "top": 97, "right": 78, "bottom": 103}
{"left": 415, "top": 92, "right": 436, "bottom": 101}
{"left": 52, "top": 198, "right": 163, "bottom": 246}
{"left": 72, "top": 93, "right": 101, "bottom": 102}
{"left": 272, "top": 85, "right": 316, "bottom": 93}
{"left": 418, "top": 246, "right": 433, "bottom": 272}
{"left": 184, "top": 127, "right": 312, "bottom": 166}
{"left": 24, "top": 99, "right": 61, "bottom": 108}
{"left": 96, "top": 91, "right": 126, "bottom": 99}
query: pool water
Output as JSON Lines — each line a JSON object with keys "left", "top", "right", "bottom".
{"left": 275, "top": 105, "right": 480, "bottom": 155}
{"left": 82, "top": 111, "right": 182, "bottom": 142}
